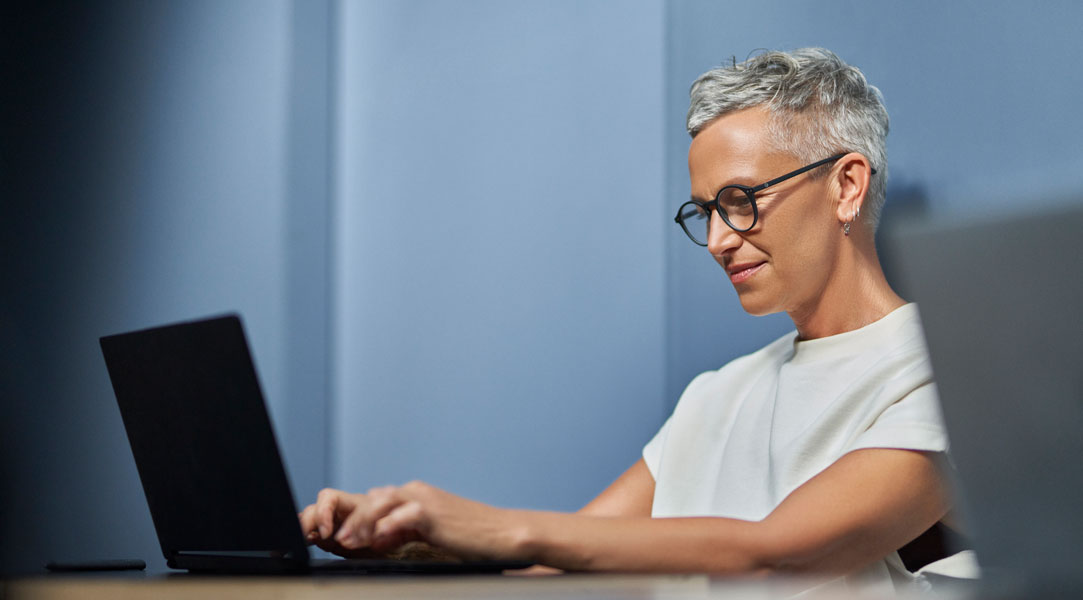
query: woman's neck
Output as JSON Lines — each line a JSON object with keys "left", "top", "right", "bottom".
{"left": 789, "top": 238, "right": 905, "bottom": 341}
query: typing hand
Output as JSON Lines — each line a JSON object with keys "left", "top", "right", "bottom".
{"left": 298, "top": 482, "right": 528, "bottom": 561}
{"left": 298, "top": 487, "right": 421, "bottom": 557}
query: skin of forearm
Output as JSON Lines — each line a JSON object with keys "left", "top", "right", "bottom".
{"left": 509, "top": 501, "right": 947, "bottom": 576}
{"left": 513, "top": 511, "right": 775, "bottom": 574}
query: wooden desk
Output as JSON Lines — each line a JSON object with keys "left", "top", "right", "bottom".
{"left": 1, "top": 573, "right": 974, "bottom": 600}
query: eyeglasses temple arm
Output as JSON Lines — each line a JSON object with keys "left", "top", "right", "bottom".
{"left": 752, "top": 153, "right": 848, "bottom": 193}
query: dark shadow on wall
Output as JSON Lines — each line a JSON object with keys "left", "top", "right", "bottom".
{"left": 1, "top": 1, "right": 335, "bottom": 575}
{"left": 1, "top": 3, "right": 166, "bottom": 576}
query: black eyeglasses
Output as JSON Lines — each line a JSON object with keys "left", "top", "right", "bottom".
{"left": 674, "top": 153, "right": 876, "bottom": 246}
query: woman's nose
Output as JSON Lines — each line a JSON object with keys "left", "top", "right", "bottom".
{"left": 706, "top": 210, "right": 742, "bottom": 256}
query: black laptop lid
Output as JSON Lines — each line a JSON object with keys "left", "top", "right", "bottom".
{"left": 100, "top": 315, "right": 308, "bottom": 564}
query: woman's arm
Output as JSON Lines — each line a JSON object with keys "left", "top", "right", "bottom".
{"left": 300, "top": 448, "right": 949, "bottom": 575}
{"left": 520, "top": 448, "right": 949, "bottom": 574}
{"left": 576, "top": 458, "right": 655, "bottom": 517}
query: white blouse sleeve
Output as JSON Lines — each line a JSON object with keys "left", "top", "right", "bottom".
{"left": 848, "top": 381, "right": 950, "bottom": 454}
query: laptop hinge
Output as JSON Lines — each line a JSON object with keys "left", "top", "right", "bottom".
{"left": 169, "top": 549, "right": 309, "bottom": 573}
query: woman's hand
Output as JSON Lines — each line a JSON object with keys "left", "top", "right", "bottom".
{"left": 298, "top": 482, "right": 531, "bottom": 561}
{"left": 297, "top": 487, "right": 405, "bottom": 557}
{"left": 298, "top": 486, "right": 420, "bottom": 556}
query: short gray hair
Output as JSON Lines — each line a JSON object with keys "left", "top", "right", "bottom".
{"left": 687, "top": 48, "right": 889, "bottom": 227}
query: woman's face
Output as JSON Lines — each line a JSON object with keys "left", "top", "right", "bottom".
{"left": 688, "top": 107, "right": 842, "bottom": 317}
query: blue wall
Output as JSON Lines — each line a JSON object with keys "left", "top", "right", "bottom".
{"left": 329, "top": 0, "right": 666, "bottom": 510}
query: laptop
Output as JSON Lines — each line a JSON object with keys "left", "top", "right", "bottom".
{"left": 100, "top": 315, "right": 531, "bottom": 574}
{"left": 884, "top": 202, "right": 1083, "bottom": 595}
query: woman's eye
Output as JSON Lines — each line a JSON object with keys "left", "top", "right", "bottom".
{"left": 719, "top": 188, "right": 752, "bottom": 212}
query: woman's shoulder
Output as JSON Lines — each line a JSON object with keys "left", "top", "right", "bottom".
{"left": 682, "top": 330, "right": 797, "bottom": 393}
{"left": 723, "top": 329, "right": 798, "bottom": 370}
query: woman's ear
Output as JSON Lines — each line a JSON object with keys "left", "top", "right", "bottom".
{"left": 833, "top": 153, "right": 873, "bottom": 226}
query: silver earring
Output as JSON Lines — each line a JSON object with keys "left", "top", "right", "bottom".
{"left": 855, "top": 207, "right": 861, "bottom": 218}
{"left": 843, "top": 222, "right": 852, "bottom": 236}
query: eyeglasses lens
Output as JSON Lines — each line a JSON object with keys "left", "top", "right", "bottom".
{"left": 717, "top": 187, "right": 755, "bottom": 231}
{"left": 678, "top": 203, "right": 709, "bottom": 245}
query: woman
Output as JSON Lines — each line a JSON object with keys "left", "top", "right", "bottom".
{"left": 299, "top": 48, "right": 971, "bottom": 593}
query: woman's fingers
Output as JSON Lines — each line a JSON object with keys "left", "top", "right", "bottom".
{"left": 298, "top": 504, "right": 320, "bottom": 543}
{"left": 299, "top": 486, "right": 427, "bottom": 556}
{"left": 334, "top": 506, "right": 374, "bottom": 549}
{"left": 370, "top": 502, "right": 426, "bottom": 552}
{"left": 366, "top": 486, "right": 403, "bottom": 516}
{"left": 374, "top": 500, "right": 425, "bottom": 540}
{"left": 331, "top": 486, "right": 409, "bottom": 549}
{"left": 315, "top": 488, "right": 345, "bottom": 538}
{"left": 298, "top": 482, "right": 453, "bottom": 555}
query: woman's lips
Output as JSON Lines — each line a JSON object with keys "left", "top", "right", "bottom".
{"left": 728, "top": 262, "right": 766, "bottom": 284}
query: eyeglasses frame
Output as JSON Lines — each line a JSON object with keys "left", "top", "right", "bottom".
{"left": 674, "top": 153, "right": 877, "bottom": 247}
